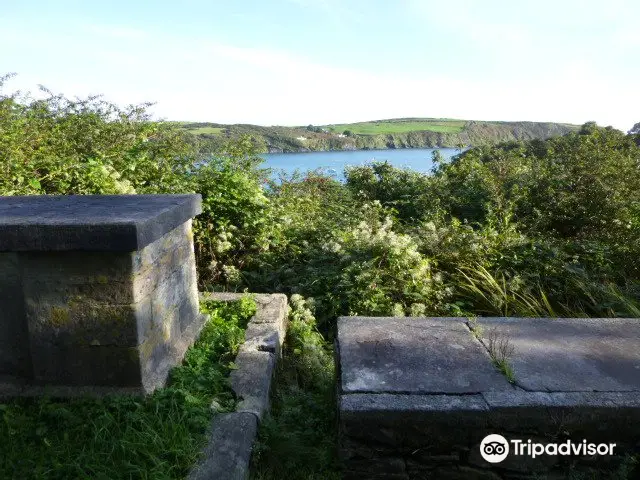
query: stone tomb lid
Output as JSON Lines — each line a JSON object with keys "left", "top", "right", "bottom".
{"left": 0, "top": 194, "right": 201, "bottom": 252}
{"left": 477, "top": 317, "right": 640, "bottom": 392}
{"left": 337, "top": 316, "right": 512, "bottom": 394}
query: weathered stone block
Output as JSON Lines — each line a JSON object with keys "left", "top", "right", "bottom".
{"left": 230, "top": 349, "right": 276, "bottom": 420}
{"left": 0, "top": 194, "right": 201, "bottom": 251}
{"left": 30, "top": 342, "right": 142, "bottom": 386}
{"left": 338, "top": 316, "right": 640, "bottom": 479}
{"left": 476, "top": 317, "right": 640, "bottom": 392}
{"left": 150, "top": 261, "right": 195, "bottom": 319}
{"left": 0, "top": 253, "right": 31, "bottom": 377}
{"left": 187, "top": 412, "right": 258, "bottom": 480}
{"left": 252, "top": 294, "right": 287, "bottom": 324}
{"left": 0, "top": 195, "right": 203, "bottom": 393}
{"left": 138, "top": 311, "right": 206, "bottom": 393}
{"left": 186, "top": 293, "right": 289, "bottom": 480}
{"left": 337, "top": 317, "right": 512, "bottom": 394}
{"left": 341, "top": 394, "right": 490, "bottom": 450}
{"left": 26, "top": 299, "right": 151, "bottom": 347}
{"left": 178, "top": 294, "right": 201, "bottom": 336}
{"left": 243, "top": 322, "right": 283, "bottom": 355}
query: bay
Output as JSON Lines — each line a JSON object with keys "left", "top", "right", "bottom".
{"left": 261, "top": 147, "right": 461, "bottom": 178}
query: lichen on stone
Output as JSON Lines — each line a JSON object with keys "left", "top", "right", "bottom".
{"left": 49, "top": 306, "right": 70, "bottom": 326}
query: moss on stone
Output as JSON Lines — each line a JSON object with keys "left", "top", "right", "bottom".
{"left": 49, "top": 306, "right": 70, "bottom": 326}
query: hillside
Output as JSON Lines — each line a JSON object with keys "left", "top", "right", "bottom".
{"left": 179, "top": 118, "right": 579, "bottom": 153}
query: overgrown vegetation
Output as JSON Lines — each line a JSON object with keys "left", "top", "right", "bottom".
{"left": 2, "top": 74, "right": 638, "bottom": 330}
{"left": 0, "top": 298, "right": 256, "bottom": 479}
{"left": 251, "top": 295, "right": 339, "bottom": 480}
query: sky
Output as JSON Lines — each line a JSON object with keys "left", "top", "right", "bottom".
{"left": 1, "top": 0, "right": 639, "bottom": 130}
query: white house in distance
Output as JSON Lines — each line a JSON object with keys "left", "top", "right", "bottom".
{"left": 296, "top": 136, "right": 307, "bottom": 142}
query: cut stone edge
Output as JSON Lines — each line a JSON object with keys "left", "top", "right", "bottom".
{"left": 187, "top": 292, "right": 288, "bottom": 480}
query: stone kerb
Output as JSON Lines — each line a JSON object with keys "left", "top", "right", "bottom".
{"left": 188, "top": 292, "right": 288, "bottom": 480}
{"left": 0, "top": 194, "right": 204, "bottom": 395}
{"left": 337, "top": 316, "right": 640, "bottom": 479}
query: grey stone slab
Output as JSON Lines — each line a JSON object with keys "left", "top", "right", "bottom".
{"left": 337, "top": 317, "right": 512, "bottom": 394}
{"left": 0, "top": 378, "right": 144, "bottom": 399}
{"left": 29, "top": 342, "right": 142, "bottom": 386}
{"left": 150, "top": 262, "right": 193, "bottom": 319}
{"left": 0, "top": 194, "right": 201, "bottom": 251}
{"left": 340, "top": 394, "right": 492, "bottom": 450}
{"left": 178, "top": 294, "right": 201, "bottom": 336}
{"left": 482, "top": 390, "right": 640, "bottom": 409}
{"left": 477, "top": 317, "right": 640, "bottom": 392}
{"left": 243, "top": 323, "right": 283, "bottom": 355}
{"left": 230, "top": 349, "right": 276, "bottom": 420}
{"left": 20, "top": 251, "right": 134, "bottom": 286}
{"left": 0, "top": 253, "right": 31, "bottom": 377}
{"left": 187, "top": 412, "right": 257, "bottom": 480}
{"left": 252, "top": 294, "right": 287, "bottom": 324}
{"left": 481, "top": 391, "right": 640, "bottom": 445}
{"left": 341, "top": 393, "right": 490, "bottom": 413}
{"left": 139, "top": 312, "right": 209, "bottom": 393}
{"left": 26, "top": 299, "right": 150, "bottom": 347}
{"left": 132, "top": 220, "right": 194, "bottom": 273}
{"left": 187, "top": 293, "right": 288, "bottom": 480}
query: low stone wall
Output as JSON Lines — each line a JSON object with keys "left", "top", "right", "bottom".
{"left": 188, "top": 293, "right": 288, "bottom": 480}
{"left": 0, "top": 195, "right": 204, "bottom": 395}
{"left": 337, "top": 316, "right": 640, "bottom": 479}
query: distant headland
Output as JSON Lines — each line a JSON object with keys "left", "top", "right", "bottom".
{"left": 175, "top": 117, "right": 579, "bottom": 153}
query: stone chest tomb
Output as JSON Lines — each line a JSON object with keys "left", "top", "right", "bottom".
{"left": 0, "top": 194, "right": 204, "bottom": 395}
{"left": 337, "top": 316, "right": 640, "bottom": 479}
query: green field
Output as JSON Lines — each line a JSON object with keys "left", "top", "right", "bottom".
{"left": 324, "top": 118, "right": 466, "bottom": 135}
{"left": 168, "top": 122, "right": 227, "bottom": 135}
{"left": 185, "top": 126, "right": 226, "bottom": 135}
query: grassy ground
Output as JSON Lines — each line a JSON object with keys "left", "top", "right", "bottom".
{"left": 0, "top": 297, "right": 255, "bottom": 480}
{"left": 325, "top": 118, "right": 466, "bottom": 135}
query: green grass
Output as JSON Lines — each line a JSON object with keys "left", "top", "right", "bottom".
{"left": 324, "top": 118, "right": 466, "bottom": 135}
{"left": 0, "top": 297, "right": 256, "bottom": 480}
{"left": 185, "top": 126, "right": 226, "bottom": 135}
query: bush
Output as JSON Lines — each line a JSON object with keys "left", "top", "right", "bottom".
{"left": 0, "top": 75, "right": 271, "bottom": 290}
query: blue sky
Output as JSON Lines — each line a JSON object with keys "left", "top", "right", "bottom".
{"left": 2, "top": 0, "right": 638, "bottom": 130}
